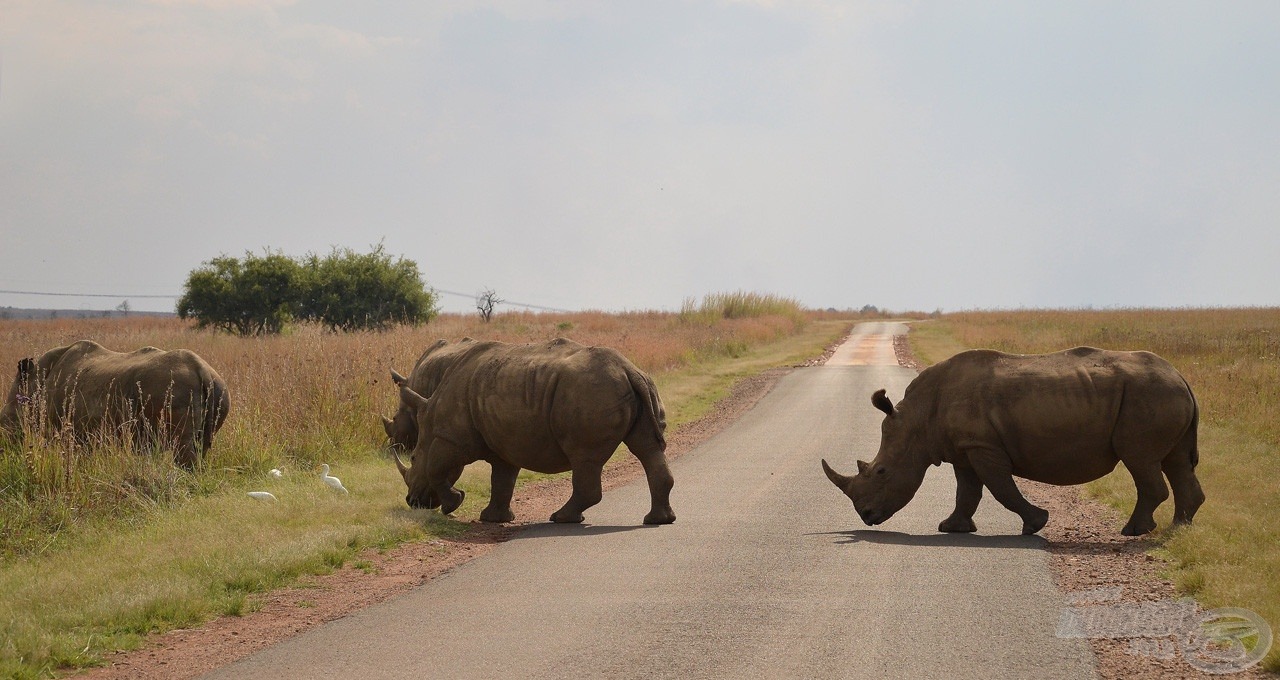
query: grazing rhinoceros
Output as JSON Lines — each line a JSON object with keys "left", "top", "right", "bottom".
{"left": 0, "top": 340, "right": 230, "bottom": 468}
{"left": 385, "top": 338, "right": 676, "bottom": 525}
{"left": 822, "top": 347, "right": 1203, "bottom": 536}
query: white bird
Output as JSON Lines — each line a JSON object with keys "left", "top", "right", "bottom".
{"left": 269, "top": 468, "right": 284, "bottom": 478}
{"left": 247, "top": 491, "right": 277, "bottom": 501}
{"left": 320, "top": 464, "right": 348, "bottom": 494}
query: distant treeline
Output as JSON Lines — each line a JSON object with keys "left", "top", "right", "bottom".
{"left": 0, "top": 308, "right": 176, "bottom": 321}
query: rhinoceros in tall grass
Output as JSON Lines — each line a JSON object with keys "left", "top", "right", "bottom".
{"left": 385, "top": 338, "right": 675, "bottom": 525}
{"left": 1, "top": 340, "right": 230, "bottom": 468}
{"left": 822, "top": 347, "right": 1203, "bottom": 536}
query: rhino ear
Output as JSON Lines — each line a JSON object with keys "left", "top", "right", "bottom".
{"left": 871, "top": 389, "right": 895, "bottom": 417}
{"left": 390, "top": 369, "right": 408, "bottom": 387}
{"left": 17, "top": 358, "right": 35, "bottom": 375}
{"left": 857, "top": 459, "right": 871, "bottom": 476}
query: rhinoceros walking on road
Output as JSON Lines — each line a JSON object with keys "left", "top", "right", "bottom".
{"left": 1, "top": 340, "right": 230, "bottom": 468}
{"left": 385, "top": 338, "right": 676, "bottom": 525}
{"left": 822, "top": 347, "right": 1203, "bottom": 536}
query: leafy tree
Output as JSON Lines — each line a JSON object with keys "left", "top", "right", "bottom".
{"left": 177, "top": 251, "right": 302, "bottom": 336}
{"left": 297, "top": 244, "right": 438, "bottom": 332}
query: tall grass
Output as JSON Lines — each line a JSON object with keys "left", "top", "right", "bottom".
{"left": 679, "top": 291, "right": 806, "bottom": 325}
{"left": 911, "top": 308, "right": 1280, "bottom": 671}
{"left": 0, "top": 303, "right": 846, "bottom": 678}
{"left": 0, "top": 307, "right": 812, "bottom": 561}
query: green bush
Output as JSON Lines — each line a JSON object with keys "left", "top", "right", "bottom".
{"left": 177, "top": 246, "right": 438, "bottom": 336}
{"left": 298, "top": 245, "right": 439, "bottom": 332}
{"left": 177, "top": 251, "right": 301, "bottom": 336}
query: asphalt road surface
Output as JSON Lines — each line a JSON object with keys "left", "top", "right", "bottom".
{"left": 203, "top": 322, "right": 1097, "bottom": 679}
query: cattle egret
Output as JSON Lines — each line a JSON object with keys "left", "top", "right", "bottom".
{"left": 321, "top": 464, "right": 348, "bottom": 494}
{"left": 269, "top": 468, "right": 284, "bottom": 478}
{"left": 247, "top": 491, "right": 277, "bottom": 501}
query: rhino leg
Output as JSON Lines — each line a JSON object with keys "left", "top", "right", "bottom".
{"left": 966, "top": 448, "right": 1049, "bottom": 535}
{"left": 1120, "top": 460, "right": 1168, "bottom": 536}
{"left": 480, "top": 459, "right": 519, "bottom": 523}
{"left": 1162, "top": 443, "right": 1204, "bottom": 527}
{"left": 551, "top": 458, "right": 605, "bottom": 524}
{"left": 423, "top": 439, "right": 468, "bottom": 515}
{"left": 633, "top": 447, "right": 676, "bottom": 525}
{"left": 938, "top": 465, "right": 982, "bottom": 533}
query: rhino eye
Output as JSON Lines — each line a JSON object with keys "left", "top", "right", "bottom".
{"left": 875, "top": 468, "right": 886, "bottom": 476}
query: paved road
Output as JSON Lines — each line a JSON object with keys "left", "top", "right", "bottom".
{"left": 204, "top": 322, "right": 1096, "bottom": 679}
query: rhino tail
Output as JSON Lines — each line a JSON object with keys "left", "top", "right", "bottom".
{"left": 200, "top": 375, "right": 230, "bottom": 454}
{"left": 1187, "top": 388, "right": 1199, "bottom": 469}
{"left": 624, "top": 364, "right": 666, "bottom": 452}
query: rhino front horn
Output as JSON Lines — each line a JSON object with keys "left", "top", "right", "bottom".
{"left": 822, "top": 459, "right": 854, "bottom": 492}
{"left": 392, "top": 449, "right": 410, "bottom": 482}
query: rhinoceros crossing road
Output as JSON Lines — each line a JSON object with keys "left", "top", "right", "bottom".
{"left": 202, "top": 322, "right": 1096, "bottom": 679}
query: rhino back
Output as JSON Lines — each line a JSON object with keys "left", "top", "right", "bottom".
{"left": 912, "top": 347, "right": 1195, "bottom": 483}
{"left": 428, "top": 339, "right": 642, "bottom": 473}
{"left": 43, "top": 341, "right": 220, "bottom": 427}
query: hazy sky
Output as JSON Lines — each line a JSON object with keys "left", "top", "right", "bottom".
{"left": 2, "top": 1, "right": 1278, "bottom": 314}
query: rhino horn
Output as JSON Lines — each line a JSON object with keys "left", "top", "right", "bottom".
{"left": 390, "top": 369, "right": 408, "bottom": 386}
{"left": 392, "top": 449, "right": 410, "bottom": 482}
{"left": 822, "top": 459, "right": 855, "bottom": 492}
{"left": 381, "top": 415, "right": 395, "bottom": 438}
{"left": 399, "top": 383, "right": 429, "bottom": 411}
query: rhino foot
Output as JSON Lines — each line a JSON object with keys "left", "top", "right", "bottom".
{"left": 938, "top": 515, "right": 977, "bottom": 533}
{"left": 1121, "top": 518, "right": 1156, "bottom": 536}
{"left": 440, "top": 489, "right": 465, "bottom": 516}
{"left": 1021, "top": 507, "right": 1050, "bottom": 535}
{"left": 643, "top": 508, "right": 676, "bottom": 525}
{"left": 550, "top": 509, "right": 585, "bottom": 524}
{"left": 480, "top": 506, "right": 515, "bottom": 523}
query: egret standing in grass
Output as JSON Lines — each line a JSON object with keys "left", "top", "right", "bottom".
{"left": 320, "top": 464, "right": 348, "bottom": 494}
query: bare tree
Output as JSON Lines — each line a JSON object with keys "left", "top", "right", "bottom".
{"left": 476, "top": 288, "right": 503, "bottom": 322}
{"left": 116, "top": 300, "right": 132, "bottom": 316}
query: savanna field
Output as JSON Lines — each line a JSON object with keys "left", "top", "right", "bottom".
{"left": 0, "top": 293, "right": 845, "bottom": 678}
{"left": 2, "top": 302, "right": 1278, "bottom": 676}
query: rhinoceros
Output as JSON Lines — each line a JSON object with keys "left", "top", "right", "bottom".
{"left": 822, "top": 347, "right": 1203, "bottom": 536}
{"left": 0, "top": 340, "right": 230, "bottom": 468}
{"left": 385, "top": 338, "right": 676, "bottom": 525}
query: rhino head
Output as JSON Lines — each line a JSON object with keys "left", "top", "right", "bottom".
{"left": 0, "top": 358, "right": 38, "bottom": 437}
{"left": 821, "top": 389, "right": 929, "bottom": 527}
{"left": 381, "top": 369, "right": 418, "bottom": 452}
{"left": 387, "top": 380, "right": 466, "bottom": 513}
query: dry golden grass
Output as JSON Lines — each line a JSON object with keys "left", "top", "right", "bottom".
{"left": 910, "top": 308, "right": 1280, "bottom": 671}
{"left": 0, "top": 307, "right": 848, "bottom": 678}
{"left": 0, "top": 309, "right": 809, "bottom": 558}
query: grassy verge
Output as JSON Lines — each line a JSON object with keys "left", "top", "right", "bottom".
{"left": 0, "top": 314, "right": 849, "bottom": 679}
{"left": 907, "top": 309, "right": 1280, "bottom": 672}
